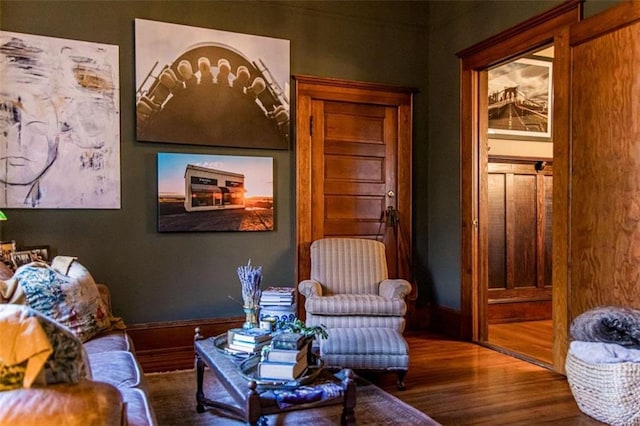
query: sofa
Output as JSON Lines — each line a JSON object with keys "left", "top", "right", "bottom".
{"left": 0, "top": 259, "right": 157, "bottom": 426}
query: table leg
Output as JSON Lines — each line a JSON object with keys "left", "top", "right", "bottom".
{"left": 245, "top": 380, "right": 264, "bottom": 426}
{"left": 341, "top": 369, "right": 356, "bottom": 425}
{"left": 195, "top": 354, "right": 206, "bottom": 413}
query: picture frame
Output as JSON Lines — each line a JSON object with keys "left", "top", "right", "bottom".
{"left": 135, "top": 19, "right": 290, "bottom": 150}
{"left": 23, "top": 246, "right": 51, "bottom": 262}
{"left": 157, "top": 152, "right": 274, "bottom": 232}
{"left": 11, "top": 251, "right": 35, "bottom": 268}
{"left": 488, "top": 57, "right": 552, "bottom": 141}
{"left": 0, "top": 240, "right": 16, "bottom": 267}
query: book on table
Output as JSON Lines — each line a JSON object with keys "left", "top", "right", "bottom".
{"left": 227, "top": 339, "right": 271, "bottom": 354}
{"left": 261, "top": 286, "right": 295, "bottom": 296}
{"left": 260, "top": 287, "right": 295, "bottom": 305}
{"left": 257, "top": 355, "right": 309, "bottom": 380}
{"left": 228, "top": 327, "right": 272, "bottom": 344}
{"left": 271, "top": 332, "right": 307, "bottom": 350}
{"left": 262, "top": 340, "right": 310, "bottom": 363}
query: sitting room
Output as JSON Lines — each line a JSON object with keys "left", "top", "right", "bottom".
{"left": 2, "top": 0, "right": 640, "bottom": 425}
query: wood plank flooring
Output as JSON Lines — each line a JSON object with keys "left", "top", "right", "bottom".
{"left": 361, "top": 332, "right": 601, "bottom": 425}
{"left": 488, "top": 320, "right": 553, "bottom": 365}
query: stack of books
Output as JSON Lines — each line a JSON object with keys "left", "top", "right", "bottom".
{"left": 257, "top": 332, "right": 310, "bottom": 380}
{"left": 260, "top": 287, "right": 297, "bottom": 328}
{"left": 259, "top": 286, "right": 295, "bottom": 307}
{"left": 226, "top": 328, "right": 272, "bottom": 355}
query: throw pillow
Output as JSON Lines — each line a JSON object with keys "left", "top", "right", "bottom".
{"left": 14, "top": 261, "right": 117, "bottom": 342}
{"left": 0, "top": 304, "right": 91, "bottom": 390}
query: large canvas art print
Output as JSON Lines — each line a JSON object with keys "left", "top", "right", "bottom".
{"left": 0, "top": 30, "right": 120, "bottom": 208}
{"left": 157, "top": 153, "right": 274, "bottom": 232}
{"left": 136, "top": 19, "right": 290, "bottom": 150}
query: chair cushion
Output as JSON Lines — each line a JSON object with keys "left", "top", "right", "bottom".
{"left": 89, "top": 350, "right": 141, "bottom": 389}
{"left": 321, "top": 328, "right": 408, "bottom": 356}
{"left": 83, "top": 330, "right": 132, "bottom": 355}
{"left": 305, "top": 294, "right": 406, "bottom": 316}
{"left": 310, "top": 238, "right": 388, "bottom": 295}
{"left": 320, "top": 328, "right": 409, "bottom": 371}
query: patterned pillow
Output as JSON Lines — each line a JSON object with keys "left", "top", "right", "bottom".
{"left": 14, "top": 262, "right": 115, "bottom": 342}
{"left": 0, "top": 304, "right": 91, "bottom": 391}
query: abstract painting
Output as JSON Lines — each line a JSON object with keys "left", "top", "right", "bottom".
{"left": 157, "top": 152, "right": 274, "bottom": 232}
{"left": 0, "top": 30, "right": 120, "bottom": 208}
{"left": 135, "top": 19, "right": 290, "bottom": 150}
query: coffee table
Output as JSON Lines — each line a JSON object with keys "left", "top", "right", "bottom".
{"left": 194, "top": 328, "right": 357, "bottom": 425}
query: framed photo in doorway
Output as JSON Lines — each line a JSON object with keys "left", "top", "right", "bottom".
{"left": 487, "top": 57, "right": 552, "bottom": 141}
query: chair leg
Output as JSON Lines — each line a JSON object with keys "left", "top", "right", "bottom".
{"left": 396, "top": 370, "right": 407, "bottom": 390}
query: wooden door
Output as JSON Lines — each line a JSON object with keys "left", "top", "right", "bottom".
{"left": 294, "top": 76, "right": 415, "bottom": 323}
{"left": 487, "top": 159, "right": 552, "bottom": 323}
{"left": 551, "top": 1, "right": 640, "bottom": 363}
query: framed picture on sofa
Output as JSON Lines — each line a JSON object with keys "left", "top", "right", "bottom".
{"left": 11, "top": 251, "right": 34, "bottom": 268}
{"left": 24, "top": 246, "right": 51, "bottom": 262}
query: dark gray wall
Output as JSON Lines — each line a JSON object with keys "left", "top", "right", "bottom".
{"left": 0, "top": 0, "right": 622, "bottom": 324}
{"left": 0, "top": 0, "right": 429, "bottom": 324}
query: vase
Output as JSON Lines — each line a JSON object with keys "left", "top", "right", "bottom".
{"left": 242, "top": 306, "right": 259, "bottom": 329}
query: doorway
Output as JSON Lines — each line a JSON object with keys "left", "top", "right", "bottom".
{"left": 457, "top": 1, "right": 582, "bottom": 373}
{"left": 483, "top": 46, "right": 554, "bottom": 366}
{"left": 293, "top": 75, "right": 417, "bottom": 326}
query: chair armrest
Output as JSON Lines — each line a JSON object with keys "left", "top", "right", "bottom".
{"left": 298, "top": 280, "right": 323, "bottom": 298}
{"left": 0, "top": 381, "right": 125, "bottom": 426}
{"left": 379, "top": 279, "right": 412, "bottom": 299}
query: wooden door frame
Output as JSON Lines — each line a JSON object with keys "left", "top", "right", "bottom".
{"left": 293, "top": 75, "right": 415, "bottom": 318}
{"left": 457, "top": 1, "right": 581, "bottom": 373}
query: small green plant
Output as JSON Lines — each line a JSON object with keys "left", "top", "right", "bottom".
{"left": 276, "top": 319, "right": 328, "bottom": 339}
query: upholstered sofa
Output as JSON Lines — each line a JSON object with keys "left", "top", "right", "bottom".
{"left": 0, "top": 260, "right": 156, "bottom": 426}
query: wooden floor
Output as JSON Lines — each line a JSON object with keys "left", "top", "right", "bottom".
{"left": 488, "top": 320, "right": 553, "bottom": 365}
{"left": 361, "top": 332, "right": 602, "bottom": 425}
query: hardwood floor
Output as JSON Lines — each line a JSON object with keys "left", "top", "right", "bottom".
{"left": 488, "top": 320, "right": 553, "bottom": 365}
{"left": 361, "top": 332, "right": 601, "bottom": 425}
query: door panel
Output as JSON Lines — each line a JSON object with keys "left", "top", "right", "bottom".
{"left": 317, "top": 101, "right": 396, "bottom": 247}
{"left": 568, "top": 9, "right": 640, "bottom": 317}
{"left": 487, "top": 160, "right": 553, "bottom": 323}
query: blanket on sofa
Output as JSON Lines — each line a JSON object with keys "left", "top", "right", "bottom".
{"left": 0, "top": 305, "right": 52, "bottom": 389}
{"left": 570, "top": 306, "right": 640, "bottom": 349}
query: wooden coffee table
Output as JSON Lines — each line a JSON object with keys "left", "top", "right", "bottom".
{"left": 194, "top": 328, "right": 356, "bottom": 425}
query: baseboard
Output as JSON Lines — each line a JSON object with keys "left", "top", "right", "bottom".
{"left": 127, "top": 316, "right": 243, "bottom": 373}
{"left": 428, "top": 305, "right": 462, "bottom": 339}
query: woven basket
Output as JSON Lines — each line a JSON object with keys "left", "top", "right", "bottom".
{"left": 566, "top": 351, "right": 640, "bottom": 426}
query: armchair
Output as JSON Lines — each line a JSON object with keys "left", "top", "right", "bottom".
{"left": 298, "top": 238, "right": 412, "bottom": 333}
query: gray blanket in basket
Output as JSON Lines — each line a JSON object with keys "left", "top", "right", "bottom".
{"left": 570, "top": 306, "right": 640, "bottom": 349}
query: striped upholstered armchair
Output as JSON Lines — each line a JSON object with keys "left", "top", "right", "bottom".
{"left": 298, "top": 238, "right": 412, "bottom": 333}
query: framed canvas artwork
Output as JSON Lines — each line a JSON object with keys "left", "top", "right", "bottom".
{"left": 136, "top": 19, "right": 290, "bottom": 150}
{"left": 157, "top": 152, "right": 274, "bottom": 232}
{"left": 0, "top": 30, "right": 120, "bottom": 208}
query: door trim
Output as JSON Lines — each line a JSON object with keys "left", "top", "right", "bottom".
{"left": 457, "top": 1, "right": 581, "bottom": 373}
{"left": 293, "top": 75, "right": 415, "bottom": 319}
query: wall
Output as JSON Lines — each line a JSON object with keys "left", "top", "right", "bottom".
{"left": 0, "top": 1, "right": 429, "bottom": 324}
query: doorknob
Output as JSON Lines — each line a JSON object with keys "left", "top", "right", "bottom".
{"left": 387, "top": 190, "right": 395, "bottom": 198}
